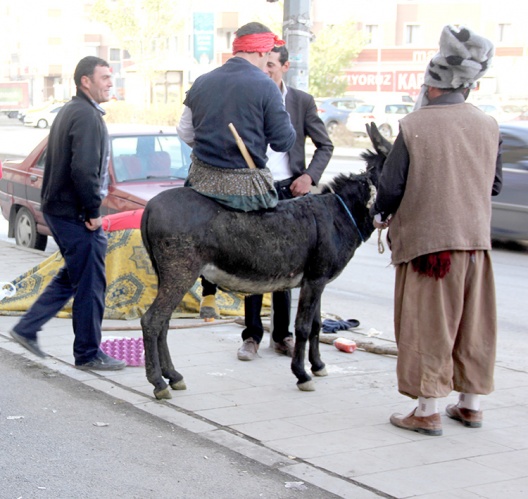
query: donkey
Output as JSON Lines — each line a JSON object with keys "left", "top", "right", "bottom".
{"left": 140, "top": 124, "right": 391, "bottom": 400}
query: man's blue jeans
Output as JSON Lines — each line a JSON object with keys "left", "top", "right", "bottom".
{"left": 13, "top": 213, "right": 107, "bottom": 364}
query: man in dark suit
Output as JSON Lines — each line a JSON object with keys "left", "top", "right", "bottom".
{"left": 238, "top": 45, "right": 334, "bottom": 361}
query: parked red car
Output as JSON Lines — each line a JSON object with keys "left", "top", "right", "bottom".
{"left": 0, "top": 124, "right": 192, "bottom": 250}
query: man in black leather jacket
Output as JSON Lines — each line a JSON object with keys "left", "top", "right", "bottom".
{"left": 10, "top": 56, "right": 125, "bottom": 371}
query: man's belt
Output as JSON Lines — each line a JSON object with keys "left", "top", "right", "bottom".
{"left": 274, "top": 177, "right": 295, "bottom": 189}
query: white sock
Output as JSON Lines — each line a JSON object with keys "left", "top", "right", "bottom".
{"left": 415, "top": 397, "right": 439, "bottom": 417}
{"left": 458, "top": 393, "right": 480, "bottom": 411}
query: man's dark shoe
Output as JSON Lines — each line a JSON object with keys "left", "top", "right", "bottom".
{"left": 9, "top": 330, "right": 48, "bottom": 358}
{"left": 75, "top": 351, "right": 126, "bottom": 371}
{"left": 390, "top": 408, "right": 443, "bottom": 436}
{"left": 274, "top": 336, "right": 295, "bottom": 357}
{"left": 446, "top": 404, "right": 483, "bottom": 428}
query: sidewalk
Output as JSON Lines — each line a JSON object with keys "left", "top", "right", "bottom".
{"left": 1, "top": 240, "right": 527, "bottom": 498}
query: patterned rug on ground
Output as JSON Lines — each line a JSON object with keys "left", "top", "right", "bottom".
{"left": 0, "top": 228, "right": 269, "bottom": 320}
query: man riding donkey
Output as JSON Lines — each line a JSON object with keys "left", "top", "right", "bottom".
{"left": 177, "top": 21, "right": 295, "bottom": 207}
{"left": 177, "top": 21, "right": 296, "bottom": 330}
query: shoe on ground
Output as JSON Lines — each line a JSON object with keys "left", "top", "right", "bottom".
{"left": 446, "top": 403, "right": 483, "bottom": 428}
{"left": 75, "top": 351, "right": 126, "bottom": 371}
{"left": 9, "top": 329, "right": 48, "bottom": 358}
{"left": 390, "top": 408, "right": 443, "bottom": 436}
{"left": 237, "top": 338, "right": 259, "bottom": 361}
{"left": 274, "top": 336, "right": 295, "bottom": 357}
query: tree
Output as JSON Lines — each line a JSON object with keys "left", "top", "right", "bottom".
{"left": 309, "top": 19, "right": 365, "bottom": 97}
{"left": 90, "top": 0, "right": 185, "bottom": 63}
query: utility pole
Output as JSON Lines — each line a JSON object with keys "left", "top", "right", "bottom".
{"left": 281, "top": 0, "right": 312, "bottom": 91}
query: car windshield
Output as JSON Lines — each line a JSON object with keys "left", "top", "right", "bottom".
{"left": 111, "top": 134, "right": 192, "bottom": 182}
{"left": 355, "top": 105, "right": 375, "bottom": 113}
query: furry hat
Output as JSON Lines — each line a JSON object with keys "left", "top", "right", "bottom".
{"left": 425, "top": 25, "right": 494, "bottom": 89}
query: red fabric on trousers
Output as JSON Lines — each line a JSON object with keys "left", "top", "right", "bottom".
{"left": 411, "top": 251, "right": 451, "bottom": 280}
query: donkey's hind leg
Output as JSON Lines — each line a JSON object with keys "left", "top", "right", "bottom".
{"left": 141, "top": 298, "right": 172, "bottom": 399}
{"left": 158, "top": 318, "right": 186, "bottom": 392}
{"left": 141, "top": 273, "right": 196, "bottom": 400}
{"left": 309, "top": 297, "right": 327, "bottom": 377}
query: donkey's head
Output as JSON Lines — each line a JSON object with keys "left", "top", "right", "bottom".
{"left": 360, "top": 122, "right": 393, "bottom": 189}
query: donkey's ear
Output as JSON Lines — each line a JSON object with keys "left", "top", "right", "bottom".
{"left": 366, "top": 122, "right": 392, "bottom": 159}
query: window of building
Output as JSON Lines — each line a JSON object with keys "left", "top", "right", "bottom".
{"left": 404, "top": 24, "right": 421, "bottom": 45}
{"left": 365, "top": 24, "right": 379, "bottom": 45}
{"left": 109, "top": 48, "right": 121, "bottom": 61}
{"left": 225, "top": 30, "right": 233, "bottom": 49}
{"left": 498, "top": 23, "right": 513, "bottom": 43}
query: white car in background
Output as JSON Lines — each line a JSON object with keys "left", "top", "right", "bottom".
{"left": 476, "top": 103, "right": 522, "bottom": 123}
{"left": 346, "top": 102, "right": 414, "bottom": 139}
{"left": 23, "top": 103, "right": 65, "bottom": 129}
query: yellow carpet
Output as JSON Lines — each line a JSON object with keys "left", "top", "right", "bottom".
{"left": 0, "top": 229, "right": 269, "bottom": 320}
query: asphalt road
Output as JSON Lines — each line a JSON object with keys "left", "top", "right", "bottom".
{"left": 0, "top": 349, "right": 339, "bottom": 499}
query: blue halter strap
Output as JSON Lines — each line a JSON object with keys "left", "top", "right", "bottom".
{"left": 334, "top": 194, "right": 365, "bottom": 243}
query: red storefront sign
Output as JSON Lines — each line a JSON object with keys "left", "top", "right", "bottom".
{"left": 345, "top": 71, "right": 425, "bottom": 95}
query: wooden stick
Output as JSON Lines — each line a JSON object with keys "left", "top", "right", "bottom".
{"left": 228, "top": 123, "right": 257, "bottom": 169}
{"left": 102, "top": 318, "right": 237, "bottom": 332}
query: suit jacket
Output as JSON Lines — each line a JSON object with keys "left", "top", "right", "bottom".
{"left": 284, "top": 86, "right": 334, "bottom": 185}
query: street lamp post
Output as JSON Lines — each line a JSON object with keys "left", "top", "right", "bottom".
{"left": 281, "top": 0, "right": 312, "bottom": 91}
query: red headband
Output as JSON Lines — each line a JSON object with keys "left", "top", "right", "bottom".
{"left": 232, "top": 32, "right": 285, "bottom": 55}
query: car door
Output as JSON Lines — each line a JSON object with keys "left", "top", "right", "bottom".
{"left": 492, "top": 127, "right": 528, "bottom": 240}
{"left": 23, "top": 146, "right": 48, "bottom": 234}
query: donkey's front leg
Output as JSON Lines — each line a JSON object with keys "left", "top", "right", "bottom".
{"left": 291, "top": 326, "right": 311, "bottom": 390}
{"left": 308, "top": 297, "right": 327, "bottom": 377}
{"left": 292, "top": 281, "right": 325, "bottom": 391}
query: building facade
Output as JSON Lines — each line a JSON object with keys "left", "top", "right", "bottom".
{"left": 314, "top": 0, "right": 527, "bottom": 100}
{"left": 0, "top": 0, "right": 526, "bottom": 111}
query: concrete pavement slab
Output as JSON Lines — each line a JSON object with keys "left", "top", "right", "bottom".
{"left": 1, "top": 240, "right": 528, "bottom": 498}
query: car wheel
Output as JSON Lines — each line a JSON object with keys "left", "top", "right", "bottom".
{"left": 14, "top": 207, "right": 48, "bottom": 251}
{"left": 36, "top": 119, "right": 49, "bottom": 129}
{"left": 326, "top": 121, "right": 339, "bottom": 136}
{"left": 378, "top": 124, "right": 392, "bottom": 139}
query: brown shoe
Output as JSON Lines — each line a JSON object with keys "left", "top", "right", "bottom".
{"left": 446, "top": 404, "right": 483, "bottom": 428}
{"left": 237, "top": 338, "right": 259, "bottom": 361}
{"left": 274, "top": 336, "right": 294, "bottom": 357}
{"left": 390, "top": 408, "right": 443, "bottom": 436}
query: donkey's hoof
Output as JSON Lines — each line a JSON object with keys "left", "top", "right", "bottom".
{"left": 170, "top": 379, "right": 187, "bottom": 391}
{"left": 154, "top": 387, "right": 172, "bottom": 400}
{"left": 312, "top": 366, "right": 328, "bottom": 377}
{"left": 297, "top": 380, "right": 316, "bottom": 392}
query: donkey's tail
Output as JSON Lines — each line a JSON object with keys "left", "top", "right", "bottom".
{"left": 140, "top": 205, "right": 160, "bottom": 278}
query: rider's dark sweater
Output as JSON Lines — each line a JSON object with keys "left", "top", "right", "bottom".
{"left": 183, "top": 57, "right": 296, "bottom": 169}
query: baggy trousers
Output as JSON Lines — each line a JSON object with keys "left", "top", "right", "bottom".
{"left": 394, "top": 250, "right": 497, "bottom": 399}
{"left": 13, "top": 213, "right": 107, "bottom": 364}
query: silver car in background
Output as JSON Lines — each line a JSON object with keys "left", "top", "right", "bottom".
{"left": 492, "top": 122, "right": 528, "bottom": 242}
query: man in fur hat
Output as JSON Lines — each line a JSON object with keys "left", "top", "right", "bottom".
{"left": 371, "top": 25, "right": 503, "bottom": 436}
